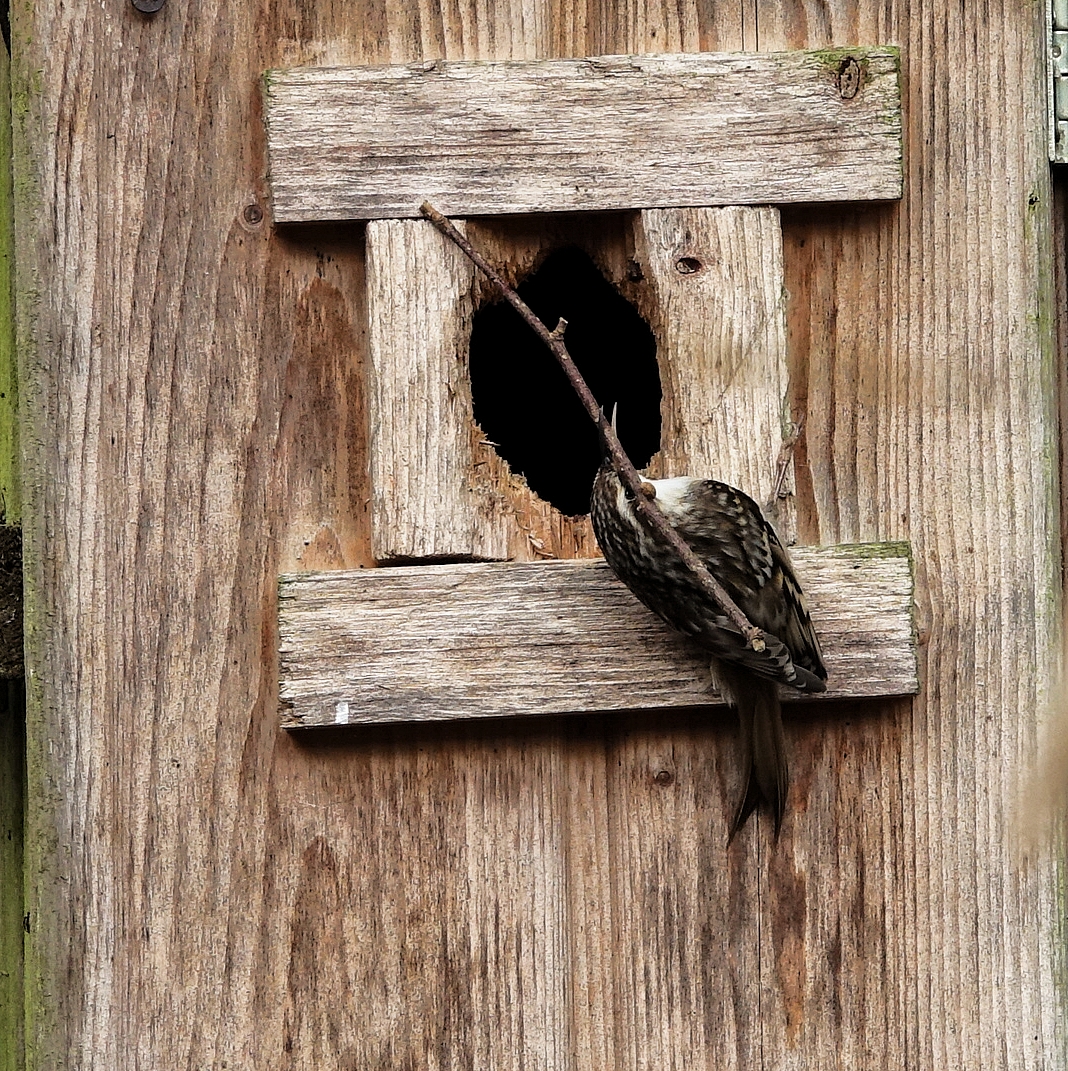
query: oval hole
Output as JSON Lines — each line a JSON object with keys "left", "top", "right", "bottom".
{"left": 469, "top": 247, "right": 661, "bottom": 516}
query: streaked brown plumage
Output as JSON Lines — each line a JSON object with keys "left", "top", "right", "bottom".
{"left": 590, "top": 459, "right": 827, "bottom": 838}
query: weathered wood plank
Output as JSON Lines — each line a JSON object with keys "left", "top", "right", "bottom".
{"left": 365, "top": 219, "right": 485, "bottom": 561}
{"left": 601, "top": 714, "right": 762, "bottom": 1069}
{"left": 278, "top": 543, "right": 917, "bottom": 727}
{"left": 265, "top": 48, "right": 903, "bottom": 222}
{"left": 634, "top": 205, "right": 797, "bottom": 536}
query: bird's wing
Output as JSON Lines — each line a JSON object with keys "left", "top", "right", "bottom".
{"left": 762, "top": 523, "right": 827, "bottom": 682}
{"left": 669, "top": 480, "right": 827, "bottom": 685}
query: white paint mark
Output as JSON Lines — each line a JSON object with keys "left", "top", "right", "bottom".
{"left": 334, "top": 701, "right": 351, "bottom": 724}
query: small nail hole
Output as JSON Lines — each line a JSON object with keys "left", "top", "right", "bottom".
{"left": 654, "top": 769, "right": 674, "bottom": 786}
{"left": 675, "top": 257, "right": 702, "bottom": 274}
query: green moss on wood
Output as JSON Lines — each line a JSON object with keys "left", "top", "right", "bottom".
{"left": 805, "top": 44, "right": 900, "bottom": 68}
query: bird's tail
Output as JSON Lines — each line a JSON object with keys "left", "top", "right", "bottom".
{"left": 716, "top": 664, "right": 789, "bottom": 842}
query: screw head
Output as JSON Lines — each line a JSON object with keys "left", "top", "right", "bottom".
{"left": 243, "top": 204, "right": 264, "bottom": 225}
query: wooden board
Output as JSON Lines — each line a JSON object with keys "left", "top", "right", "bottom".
{"left": 367, "top": 206, "right": 796, "bottom": 561}
{"left": 633, "top": 206, "right": 798, "bottom": 537}
{"left": 0, "top": 37, "right": 21, "bottom": 1071}
{"left": 13, "top": 0, "right": 1066, "bottom": 1068}
{"left": 265, "top": 48, "right": 903, "bottom": 222}
{"left": 365, "top": 219, "right": 480, "bottom": 560}
{"left": 279, "top": 544, "right": 917, "bottom": 727}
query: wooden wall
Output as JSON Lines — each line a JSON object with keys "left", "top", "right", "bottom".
{"left": 11, "top": 0, "right": 1065, "bottom": 1067}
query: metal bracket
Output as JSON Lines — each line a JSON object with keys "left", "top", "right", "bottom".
{"left": 1052, "top": 0, "right": 1068, "bottom": 161}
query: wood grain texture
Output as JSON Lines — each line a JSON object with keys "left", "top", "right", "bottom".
{"left": 0, "top": 40, "right": 17, "bottom": 531}
{"left": 279, "top": 545, "right": 917, "bottom": 726}
{"left": 0, "top": 38, "right": 22, "bottom": 1071}
{"left": 265, "top": 48, "right": 902, "bottom": 221}
{"left": 634, "top": 206, "right": 797, "bottom": 537}
{"left": 771, "top": 7, "right": 1066, "bottom": 1067}
{"left": 365, "top": 219, "right": 483, "bottom": 560}
{"left": 1058, "top": 176, "right": 1068, "bottom": 600}
{"left": 12, "top": 1, "right": 1065, "bottom": 1070}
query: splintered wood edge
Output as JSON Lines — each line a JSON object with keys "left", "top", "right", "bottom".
{"left": 264, "top": 48, "right": 903, "bottom": 221}
{"left": 278, "top": 542, "right": 918, "bottom": 728}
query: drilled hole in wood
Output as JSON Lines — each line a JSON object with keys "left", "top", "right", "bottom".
{"left": 469, "top": 246, "right": 661, "bottom": 516}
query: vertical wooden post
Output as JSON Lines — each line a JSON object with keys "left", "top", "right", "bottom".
{"left": 634, "top": 206, "right": 794, "bottom": 528}
{"left": 0, "top": 33, "right": 23, "bottom": 1071}
{"left": 365, "top": 219, "right": 485, "bottom": 561}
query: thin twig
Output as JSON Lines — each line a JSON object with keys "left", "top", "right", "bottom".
{"left": 419, "top": 201, "right": 766, "bottom": 651}
{"left": 772, "top": 414, "right": 804, "bottom": 501}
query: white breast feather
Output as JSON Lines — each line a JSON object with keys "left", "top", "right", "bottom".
{"left": 613, "top": 476, "right": 703, "bottom": 556}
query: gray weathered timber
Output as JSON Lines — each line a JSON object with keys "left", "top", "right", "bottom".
{"left": 265, "top": 48, "right": 902, "bottom": 222}
{"left": 278, "top": 544, "right": 916, "bottom": 727}
{"left": 365, "top": 219, "right": 485, "bottom": 561}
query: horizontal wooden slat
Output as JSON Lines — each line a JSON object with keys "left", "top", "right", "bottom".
{"left": 278, "top": 542, "right": 917, "bottom": 727}
{"left": 264, "top": 48, "right": 902, "bottom": 222}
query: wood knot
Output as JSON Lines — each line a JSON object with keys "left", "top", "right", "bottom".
{"left": 837, "top": 57, "right": 861, "bottom": 100}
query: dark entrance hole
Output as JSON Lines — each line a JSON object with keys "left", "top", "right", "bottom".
{"left": 469, "top": 247, "right": 661, "bottom": 516}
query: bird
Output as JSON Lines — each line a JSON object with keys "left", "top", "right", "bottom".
{"left": 589, "top": 458, "right": 827, "bottom": 840}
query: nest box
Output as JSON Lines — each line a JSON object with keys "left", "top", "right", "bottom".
{"left": 262, "top": 47, "right": 918, "bottom": 728}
